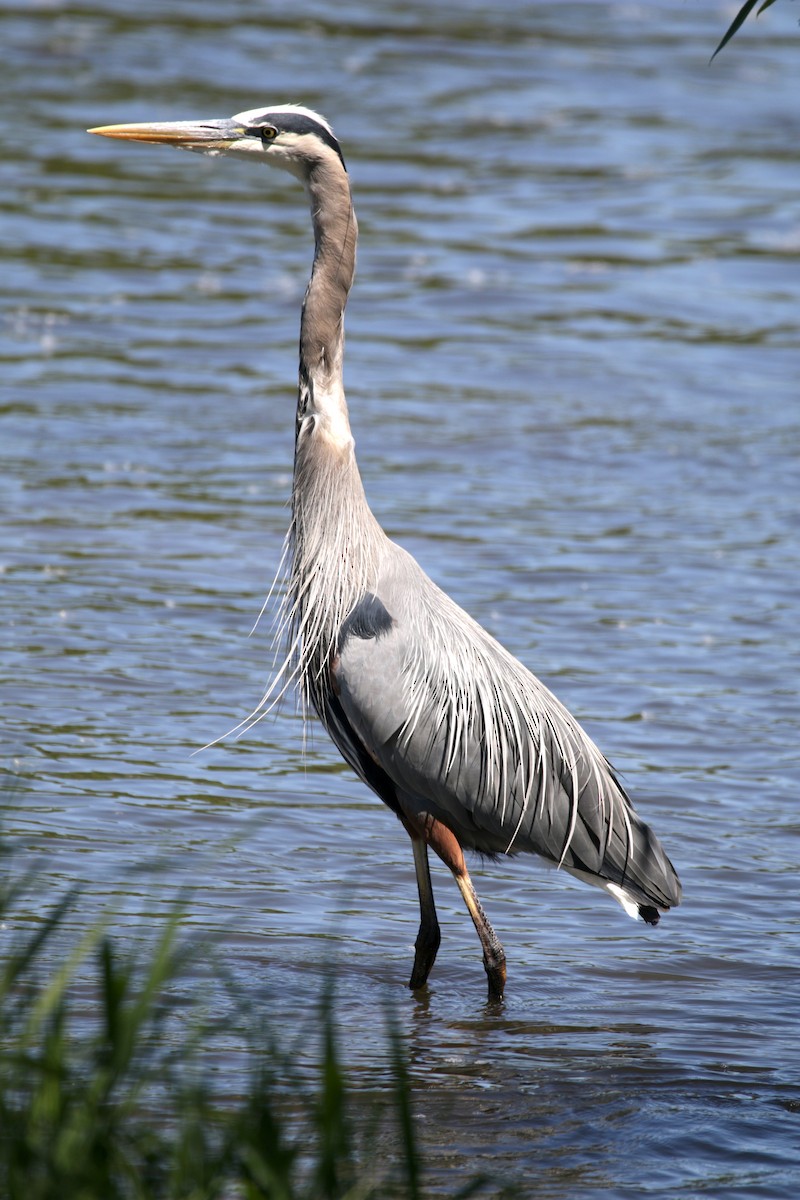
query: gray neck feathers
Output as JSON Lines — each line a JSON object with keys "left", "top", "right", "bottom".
{"left": 286, "top": 149, "right": 385, "bottom": 715}
{"left": 299, "top": 155, "right": 358, "bottom": 404}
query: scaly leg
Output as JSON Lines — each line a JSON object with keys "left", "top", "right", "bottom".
{"left": 452, "top": 870, "right": 506, "bottom": 1000}
{"left": 405, "top": 811, "right": 506, "bottom": 1000}
{"left": 407, "top": 836, "right": 441, "bottom": 991}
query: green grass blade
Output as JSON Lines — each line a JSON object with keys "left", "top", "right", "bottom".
{"left": 313, "top": 983, "right": 351, "bottom": 1199}
{"left": 711, "top": 0, "right": 762, "bottom": 61}
{"left": 20, "top": 912, "right": 108, "bottom": 1044}
{"left": 0, "top": 890, "right": 77, "bottom": 1001}
{"left": 384, "top": 1008, "right": 420, "bottom": 1200}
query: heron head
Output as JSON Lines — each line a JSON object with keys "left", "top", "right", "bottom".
{"left": 88, "top": 104, "right": 345, "bottom": 179}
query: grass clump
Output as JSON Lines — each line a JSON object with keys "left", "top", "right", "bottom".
{"left": 0, "top": 854, "right": 487, "bottom": 1200}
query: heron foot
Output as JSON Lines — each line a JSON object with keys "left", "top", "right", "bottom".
{"left": 408, "top": 923, "right": 441, "bottom": 991}
{"left": 484, "top": 952, "right": 506, "bottom": 1001}
{"left": 408, "top": 963, "right": 431, "bottom": 991}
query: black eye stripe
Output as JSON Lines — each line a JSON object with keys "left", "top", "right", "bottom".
{"left": 245, "top": 124, "right": 276, "bottom": 139}
{"left": 245, "top": 113, "right": 346, "bottom": 169}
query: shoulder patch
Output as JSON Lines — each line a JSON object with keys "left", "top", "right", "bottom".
{"left": 339, "top": 593, "right": 394, "bottom": 644}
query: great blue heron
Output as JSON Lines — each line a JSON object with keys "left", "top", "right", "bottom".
{"left": 89, "top": 105, "right": 681, "bottom": 999}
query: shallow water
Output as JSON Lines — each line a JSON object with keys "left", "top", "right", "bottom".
{"left": 2, "top": 1, "right": 800, "bottom": 1195}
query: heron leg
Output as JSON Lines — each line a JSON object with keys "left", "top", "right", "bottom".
{"left": 417, "top": 814, "right": 506, "bottom": 1000}
{"left": 452, "top": 872, "right": 506, "bottom": 1001}
{"left": 407, "top": 836, "right": 441, "bottom": 991}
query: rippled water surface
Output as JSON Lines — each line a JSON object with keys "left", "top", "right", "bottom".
{"left": 3, "top": 1, "right": 799, "bottom": 1195}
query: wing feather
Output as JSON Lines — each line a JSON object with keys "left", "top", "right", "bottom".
{"left": 326, "top": 548, "right": 680, "bottom": 911}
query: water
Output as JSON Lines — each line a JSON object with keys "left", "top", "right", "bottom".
{"left": 2, "top": 1, "right": 799, "bottom": 1194}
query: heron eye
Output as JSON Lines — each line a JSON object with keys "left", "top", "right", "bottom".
{"left": 258, "top": 125, "right": 278, "bottom": 142}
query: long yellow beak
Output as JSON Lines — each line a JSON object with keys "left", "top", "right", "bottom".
{"left": 88, "top": 119, "right": 242, "bottom": 150}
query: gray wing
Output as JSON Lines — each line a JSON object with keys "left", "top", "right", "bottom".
{"left": 326, "top": 549, "right": 681, "bottom": 912}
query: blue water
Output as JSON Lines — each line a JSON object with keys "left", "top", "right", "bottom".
{"left": 2, "top": 2, "right": 799, "bottom": 1194}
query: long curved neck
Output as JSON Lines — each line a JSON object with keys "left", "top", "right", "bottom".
{"left": 297, "top": 155, "right": 358, "bottom": 447}
{"left": 287, "top": 154, "right": 386, "bottom": 710}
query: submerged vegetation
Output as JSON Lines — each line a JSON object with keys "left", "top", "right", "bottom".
{"left": 0, "top": 849, "right": 501, "bottom": 1199}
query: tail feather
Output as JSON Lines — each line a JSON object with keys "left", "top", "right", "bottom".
{"left": 565, "top": 802, "right": 681, "bottom": 922}
{"left": 570, "top": 871, "right": 677, "bottom": 923}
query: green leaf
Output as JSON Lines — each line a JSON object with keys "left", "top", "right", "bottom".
{"left": 21, "top": 908, "right": 108, "bottom": 1044}
{"left": 384, "top": 1007, "right": 420, "bottom": 1200}
{"left": 711, "top": 0, "right": 763, "bottom": 61}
